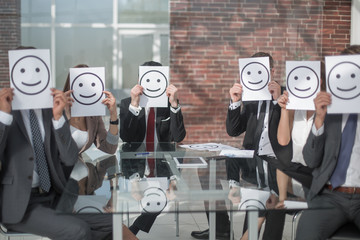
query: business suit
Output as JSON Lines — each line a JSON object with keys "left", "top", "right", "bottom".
{"left": 226, "top": 100, "right": 285, "bottom": 240}
{"left": 0, "top": 109, "right": 112, "bottom": 240}
{"left": 296, "top": 114, "right": 360, "bottom": 240}
{"left": 119, "top": 96, "right": 186, "bottom": 233}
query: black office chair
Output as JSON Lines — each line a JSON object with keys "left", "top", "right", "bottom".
{"left": 328, "top": 222, "right": 360, "bottom": 240}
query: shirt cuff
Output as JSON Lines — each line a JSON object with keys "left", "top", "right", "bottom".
{"left": 311, "top": 123, "right": 324, "bottom": 136}
{"left": 0, "top": 111, "right": 13, "bottom": 126}
{"left": 170, "top": 104, "right": 181, "bottom": 114}
{"left": 129, "top": 104, "right": 142, "bottom": 116}
{"left": 52, "top": 115, "right": 65, "bottom": 130}
{"left": 229, "top": 100, "right": 241, "bottom": 110}
{"left": 229, "top": 179, "right": 240, "bottom": 188}
{"left": 106, "top": 131, "right": 119, "bottom": 145}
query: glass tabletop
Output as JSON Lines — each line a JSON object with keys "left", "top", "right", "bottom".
{"left": 56, "top": 142, "right": 308, "bottom": 215}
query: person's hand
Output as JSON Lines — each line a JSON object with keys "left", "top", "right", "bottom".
{"left": 103, "top": 193, "right": 114, "bottom": 213}
{"left": 313, "top": 91, "right": 331, "bottom": 130}
{"left": 228, "top": 187, "right": 241, "bottom": 205}
{"left": 102, "top": 91, "right": 117, "bottom": 118}
{"left": 265, "top": 193, "right": 279, "bottom": 209}
{"left": 268, "top": 81, "right": 281, "bottom": 100}
{"left": 166, "top": 179, "right": 177, "bottom": 200}
{"left": 0, "top": 88, "right": 14, "bottom": 113}
{"left": 64, "top": 90, "right": 74, "bottom": 119}
{"left": 277, "top": 90, "right": 289, "bottom": 109}
{"left": 229, "top": 83, "right": 242, "bottom": 103}
{"left": 51, "top": 88, "right": 66, "bottom": 120}
{"left": 130, "top": 84, "right": 143, "bottom": 108}
{"left": 166, "top": 84, "right": 178, "bottom": 108}
{"left": 274, "top": 200, "right": 285, "bottom": 209}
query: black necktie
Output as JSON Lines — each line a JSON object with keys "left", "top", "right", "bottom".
{"left": 29, "top": 109, "right": 51, "bottom": 192}
{"left": 146, "top": 107, "right": 155, "bottom": 177}
{"left": 255, "top": 102, "right": 267, "bottom": 188}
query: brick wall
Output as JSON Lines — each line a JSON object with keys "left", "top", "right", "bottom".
{"left": 0, "top": 0, "right": 21, "bottom": 88}
{"left": 170, "top": 0, "right": 351, "bottom": 147}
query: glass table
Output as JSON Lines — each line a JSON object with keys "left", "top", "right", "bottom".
{"left": 56, "top": 142, "right": 308, "bottom": 240}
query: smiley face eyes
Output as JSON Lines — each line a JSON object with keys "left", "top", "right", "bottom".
{"left": 351, "top": 73, "right": 356, "bottom": 78}
{"left": 79, "top": 82, "right": 96, "bottom": 87}
{"left": 20, "top": 67, "right": 41, "bottom": 73}
{"left": 335, "top": 73, "right": 356, "bottom": 79}
{"left": 336, "top": 74, "right": 341, "bottom": 79}
{"left": 146, "top": 79, "right": 150, "bottom": 82}
{"left": 247, "top": 71, "right": 263, "bottom": 75}
{"left": 294, "top": 76, "right": 311, "bottom": 81}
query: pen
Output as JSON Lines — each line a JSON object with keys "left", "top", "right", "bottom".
{"left": 135, "top": 152, "right": 151, "bottom": 156}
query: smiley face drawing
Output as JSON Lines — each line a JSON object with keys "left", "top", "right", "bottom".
{"left": 140, "top": 187, "right": 167, "bottom": 213}
{"left": 239, "top": 199, "right": 266, "bottom": 210}
{"left": 139, "top": 70, "right": 168, "bottom": 98}
{"left": 11, "top": 55, "right": 50, "bottom": 95}
{"left": 241, "top": 62, "right": 270, "bottom": 91}
{"left": 287, "top": 66, "right": 319, "bottom": 99}
{"left": 327, "top": 62, "right": 360, "bottom": 100}
{"left": 71, "top": 72, "right": 104, "bottom": 105}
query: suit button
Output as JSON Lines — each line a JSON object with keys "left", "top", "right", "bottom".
{"left": 28, "top": 176, "right": 33, "bottom": 180}
{"left": 29, "top": 157, "right": 34, "bottom": 161}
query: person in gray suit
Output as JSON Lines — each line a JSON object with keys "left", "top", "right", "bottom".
{"left": 0, "top": 87, "right": 113, "bottom": 240}
{"left": 296, "top": 45, "right": 360, "bottom": 240}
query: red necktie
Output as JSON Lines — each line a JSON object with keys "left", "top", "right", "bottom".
{"left": 146, "top": 107, "right": 155, "bottom": 177}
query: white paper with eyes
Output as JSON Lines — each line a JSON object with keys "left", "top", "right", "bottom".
{"left": 8, "top": 49, "right": 53, "bottom": 110}
{"left": 238, "top": 56, "right": 272, "bottom": 101}
{"left": 139, "top": 66, "right": 169, "bottom": 108}
{"left": 286, "top": 61, "right": 320, "bottom": 110}
{"left": 70, "top": 67, "right": 106, "bottom": 117}
{"left": 325, "top": 55, "right": 360, "bottom": 113}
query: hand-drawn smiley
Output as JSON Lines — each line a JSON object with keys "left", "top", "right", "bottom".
{"left": 287, "top": 66, "right": 319, "bottom": 99}
{"left": 11, "top": 55, "right": 50, "bottom": 95}
{"left": 241, "top": 62, "right": 270, "bottom": 91}
{"left": 139, "top": 70, "right": 168, "bottom": 98}
{"left": 328, "top": 62, "right": 360, "bottom": 100}
{"left": 239, "top": 199, "right": 266, "bottom": 210}
{"left": 140, "top": 187, "right": 167, "bottom": 213}
{"left": 71, "top": 72, "right": 104, "bottom": 105}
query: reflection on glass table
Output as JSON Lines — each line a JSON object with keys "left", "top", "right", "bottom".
{"left": 56, "top": 142, "right": 309, "bottom": 240}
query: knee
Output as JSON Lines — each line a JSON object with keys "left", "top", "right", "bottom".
{"left": 63, "top": 221, "right": 91, "bottom": 240}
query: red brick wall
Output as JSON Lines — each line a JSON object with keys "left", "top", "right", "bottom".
{"left": 170, "top": 0, "right": 351, "bottom": 147}
{"left": 0, "top": 0, "right": 21, "bottom": 88}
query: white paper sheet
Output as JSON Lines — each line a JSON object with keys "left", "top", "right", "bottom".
{"left": 139, "top": 66, "right": 169, "bottom": 108}
{"left": 239, "top": 56, "right": 272, "bottom": 101}
{"left": 286, "top": 61, "right": 320, "bottom": 110}
{"left": 8, "top": 49, "right": 53, "bottom": 110}
{"left": 70, "top": 67, "right": 106, "bottom": 117}
{"left": 219, "top": 149, "right": 255, "bottom": 158}
{"left": 325, "top": 54, "right": 360, "bottom": 113}
{"left": 179, "top": 143, "right": 240, "bottom": 151}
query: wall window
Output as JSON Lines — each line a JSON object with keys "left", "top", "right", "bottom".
{"left": 21, "top": 0, "right": 169, "bottom": 91}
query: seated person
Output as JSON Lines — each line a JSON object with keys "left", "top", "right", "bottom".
{"left": 119, "top": 60, "right": 186, "bottom": 235}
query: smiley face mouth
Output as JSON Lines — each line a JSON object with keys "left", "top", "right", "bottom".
{"left": 295, "top": 87, "right": 311, "bottom": 92}
{"left": 337, "top": 86, "right": 357, "bottom": 92}
{"left": 146, "top": 88, "right": 161, "bottom": 92}
{"left": 146, "top": 193, "right": 161, "bottom": 197}
{"left": 248, "top": 80, "right": 263, "bottom": 85}
{"left": 21, "top": 80, "right": 41, "bottom": 87}
{"left": 80, "top": 93, "right": 96, "bottom": 98}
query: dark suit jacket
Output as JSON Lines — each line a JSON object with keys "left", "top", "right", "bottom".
{"left": 302, "top": 114, "right": 343, "bottom": 200}
{"left": 0, "top": 109, "right": 78, "bottom": 224}
{"left": 119, "top": 97, "right": 186, "bottom": 143}
{"left": 226, "top": 100, "right": 281, "bottom": 182}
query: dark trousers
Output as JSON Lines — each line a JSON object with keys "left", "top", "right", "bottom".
{"left": 5, "top": 190, "right": 112, "bottom": 240}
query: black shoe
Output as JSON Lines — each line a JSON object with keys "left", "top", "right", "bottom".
{"left": 191, "top": 229, "right": 230, "bottom": 240}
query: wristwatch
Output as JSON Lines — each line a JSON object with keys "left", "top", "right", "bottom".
{"left": 109, "top": 118, "right": 119, "bottom": 125}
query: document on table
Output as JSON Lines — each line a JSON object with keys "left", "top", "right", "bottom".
{"left": 219, "top": 149, "right": 255, "bottom": 158}
{"left": 179, "top": 143, "right": 240, "bottom": 151}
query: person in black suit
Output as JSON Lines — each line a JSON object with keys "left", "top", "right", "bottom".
{"left": 0, "top": 86, "right": 113, "bottom": 240}
{"left": 119, "top": 61, "right": 186, "bottom": 235}
{"left": 296, "top": 45, "right": 360, "bottom": 240}
{"left": 225, "top": 52, "right": 285, "bottom": 240}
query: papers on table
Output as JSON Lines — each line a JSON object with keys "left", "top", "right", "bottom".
{"left": 179, "top": 143, "right": 240, "bottom": 152}
{"left": 284, "top": 200, "right": 308, "bottom": 209}
{"left": 219, "top": 149, "right": 255, "bottom": 158}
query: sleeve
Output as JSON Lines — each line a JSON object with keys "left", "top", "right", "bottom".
{"left": 169, "top": 107, "right": 186, "bottom": 142}
{"left": 119, "top": 98, "right": 146, "bottom": 143}
{"left": 302, "top": 126, "right": 325, "bottom": 169}
{"left": 94, "top": 116, "right": 118, "bottom": 154}
{"left": 54, "top": 117, "right": 79, "bottom": 167}
{"left": 226, "top": 102, "right": 247, "bottom": 137}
